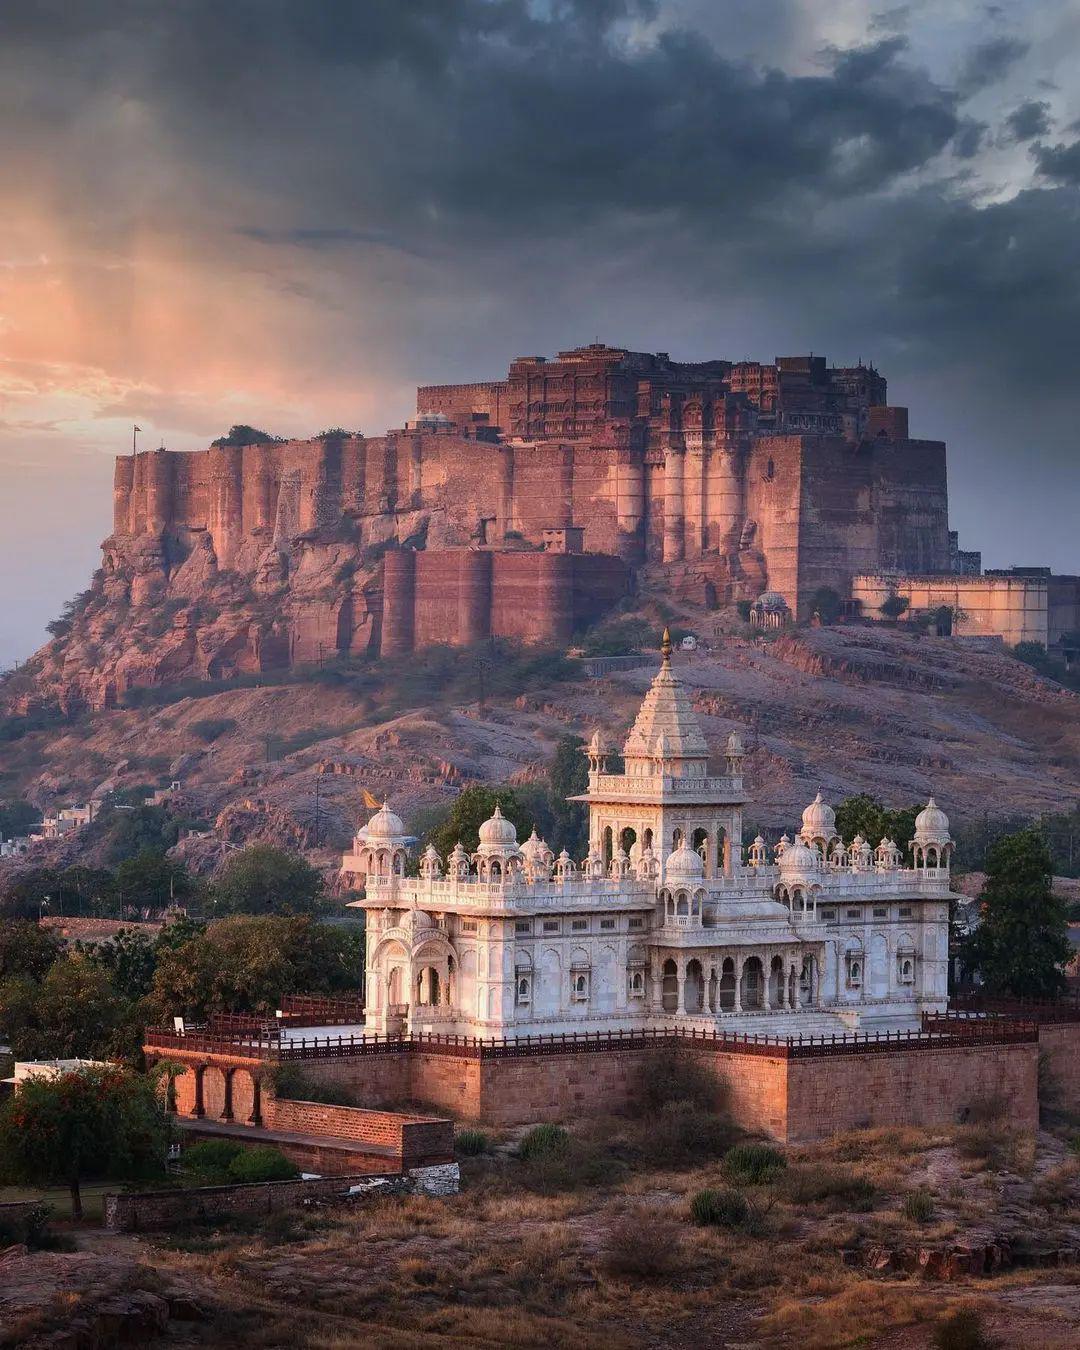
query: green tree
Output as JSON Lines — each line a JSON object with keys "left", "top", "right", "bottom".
{"left": 879, "top": 594, "right": 910, "bottom": 621}
{"left": 0, "top": 955, "right": 124, "bottom": 1060}
{"left": 0, "top": 919, "right": 61, "bottom": 981}
{"left": 0, "top": 1066, "right": 171, "bottom": 1218}
{"left": 834, "top": 794, "right": 920, "bottom": 849}
{"left": 425, "top": 785, "right": 532, "bottom": 860}
{"left": 210, "top": 845, "right": 324, "bottom": 917}
{"left": 83, "top": 926, "right": 158, "bottom": 1001}
{"left": 147, "top": 915, "right": 361, "bottom": 1020}
{"left": 114, "top": 848, "right": 190, "bottom": 910}
{"left": 85, "top": 805, "right": 183, "bottom": 866}
{"left": 548, "top": 735, "right": 589, "bottom": 859}
{"left": 0, "top": 799, "right": 38, "bottom": 839}
{"left": 966, "top": 829, "right": 1070, "bottom": 998}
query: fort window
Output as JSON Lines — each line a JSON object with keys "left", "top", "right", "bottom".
{"left": 516, "top": 975, "right": 532, "bottom": 1005}
{"left": 821, "top": 908, "right": 836, "bottom": 921}
{"left": 571, "top": 919, "right": 588, "bottom": 931}
{"left": 898, "top": 955, "right": 915, "bottom": 984}
{"left": 600, "top": 918, "right": 616, "bottom": 930}
{"left": 846, "top": 958, "right": 862, "bottom": 988}
{"left": 628, "top": 917, "right": 644, "bottom": 929}
{"left": 461, "top": 921, "right": 478, "bottom": 933}
{"left": 572, "top": 971, "right": 591, "bottom": 1002}
{"left": 873, "top": 907, "right": 887, "bottom": 919}
{"left": 899, "top": 906, "right": 914, "bottom": 918}
{"left": 629, "top": 970, "right": 645, "bottom": 998}
{"left": 515, "top": 921, "right": 531, "bottom": 934}
{"left": 846, "top": 908, "right": 862, "bottom": 919}
{"left": 764, "top": 458, "right": 775, "bottom": 482}
{"left": 543, "top": 920, "right": 560, "bottom": 933}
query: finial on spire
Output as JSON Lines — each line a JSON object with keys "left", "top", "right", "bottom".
{"left": 661, "top": 627, "right": 672, "bottom": 664}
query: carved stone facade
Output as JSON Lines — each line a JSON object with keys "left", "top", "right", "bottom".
{"left": 344, "top": 634, "right": 955, "bottom": 1038}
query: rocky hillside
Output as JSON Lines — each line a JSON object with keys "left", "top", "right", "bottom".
{"left": 3, "top": 621, "right": 1078, "bottom": 880}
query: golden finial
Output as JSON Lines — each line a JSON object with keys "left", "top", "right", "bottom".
{"left": 661, "top": 627, "right": 672, "bottom": 664}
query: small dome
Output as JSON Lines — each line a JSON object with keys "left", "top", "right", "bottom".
{"left": 521, "top": 827, "right": 551, "bottom": 863}
{"left": 753, "top": 833, "right": 765, "bottom": 846}
{"left": 362, "top": 801, "right": 405, "bottom": 841}
{"left": 665, "top": 842, "right": 705, "bottom": 880}
{"left": 478, "top": 804, "right": 519, "bottom": 848}
{"left": 914, "top": 796, "right": 950, "bottom": 843}
{"left": 755, "top": 591, "right": 788, "bottom": 612}
{"left": 780, "top": 835, "right": 819, "bottom": 876}
{"left": 800, "top": 792, "right": 836, "bottom": 839}
{"left": 727, "top": 730, "right": 745, "bottom": 756}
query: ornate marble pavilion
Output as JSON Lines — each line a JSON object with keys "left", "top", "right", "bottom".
{"left": 342, "top": 634, "right": 956, "bottom": 1037}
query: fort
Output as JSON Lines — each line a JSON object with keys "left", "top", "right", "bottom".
{"left": 67, "top": 342, "right": 963, "bottom": 706}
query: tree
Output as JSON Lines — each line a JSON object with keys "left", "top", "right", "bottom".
{"left": 209, "top": 845, "right": 324, "bottom": 916}
{"left": 547, "top": 735, "right": 589, "bottom": 859}
{"left": 0, "top": 955, "right": 124, "bottom": 1060}
{"left": 114, "top": 848, "right": 190, "bottom": 910}
{"left": 879, "top": 594, "right": 910, "bottom": 621}
{"left": 0, "top": 919, "right": 61, "bottom": 981}
{"left": 425, "top": 785, "right": 532, "bottom": 860}
{"left": 84, "top": 804, "right": 183, "bottom": 866}
{"left": 0, "top": 798, "right": 38, "bottom": 839}
{"left": 84, "top": 926, "right": 158, "bottom": 1001}
{"left": 0, "top": 1066, "right": 171, "bottom": 1217}
{"left": 833, "top": 794, "right": 920, "bottom": 849}
{"left": 147, "top": 915, "right": 362, "bottom": 1020}
{"left": 965, "top": 829, "right": 1070, "bottom": 998}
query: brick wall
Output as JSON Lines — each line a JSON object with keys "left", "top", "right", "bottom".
{"left": 262, "top": 1094, "right": 453, "bottom": 1163}
{"left": 105, "top": 1171, "right": 420, "bottom": 1233}
{"left": 1037, "top": 1023, "right": 1080, "bottom": 1115}
{"left": 784, "top": 1042, "right": 1038, "bottom": 1143}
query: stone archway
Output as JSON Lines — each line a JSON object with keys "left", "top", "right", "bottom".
{"left": 661, "top": 959, "right": 678, "bottom": 1013}
{"left": 740, "top": 956, "right": 764, "bottom": 1011}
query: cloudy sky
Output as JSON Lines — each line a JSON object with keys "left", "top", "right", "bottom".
{"left": 2, "top": 0, "right": 1079, "bottom": 664}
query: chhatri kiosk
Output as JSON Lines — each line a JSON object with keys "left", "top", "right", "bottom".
{"left": 343, "top": 633, "right": 955, "bottom": 1038}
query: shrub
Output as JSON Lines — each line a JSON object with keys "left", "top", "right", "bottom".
{"left": 601, "top": 1207, "right": 681, "bottom": 1279}
{"left": 723, "top": 1142, "right": 787, "bottom": 1186}
{"left": 0, "top": 1202, "right": 70, "bottom": 1251}
{"left": 190, "top": 717, "right": 237, "bottom": 743}
{"left": 227, "top": 1146, "right": 299, "bottom": 1184}
{"left": 455, "top": 1129, "right": 490, "bottom": 1156}
{"left": 779, "top": 1164, "right": 876, "bottom": 1211}
{"left": 639, "top": 1051, "right": 719, "bottom": 1112}
{"left": 181, "top": 1138, "right": 245, "bottom": 1183}
{"left": 690, "top": 1187, "right": 751, "bottom": 1229}
{"left": 902, "top": 1187, "right": 935, "bottom": 1223}
{"left": 933, "top": 1306, "right": 988, "bottom": 1350}
{"left": 518, "top": 1124, "right": 571, "bottom": 1161}
{"left": 651, "top": 1100, "right": 739, "bottom": 1165}
{"left": 271, "top": 1063, "right": 356, "bottom": 1106}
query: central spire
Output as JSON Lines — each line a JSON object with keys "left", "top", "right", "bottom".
{"left": 622, "top": 629, "right": 708, "bottom": 771}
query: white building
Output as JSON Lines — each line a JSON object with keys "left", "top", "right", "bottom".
{"left": 344, "top": 633, "right": 955, "bottom": 1038}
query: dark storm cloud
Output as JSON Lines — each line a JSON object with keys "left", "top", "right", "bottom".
{"left": 955, "top": 35, "right": 1029, "bottom": 96}
{"left": 1033, "top": 140, "right": 1080, "bottom": 184}
{"left": 1003, "top": 100, "right": 1052, "bottom": 142}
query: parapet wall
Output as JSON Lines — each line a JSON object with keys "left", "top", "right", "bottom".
{"left": 853, "top": 573, "right": 1049, "bottom": 646}
{"left": 159, "top": 1026, "right": 1042, "bottom": 1144}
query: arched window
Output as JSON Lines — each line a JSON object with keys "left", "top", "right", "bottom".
{"left": 765, "top": 458, "right": 775, "bottom": 482}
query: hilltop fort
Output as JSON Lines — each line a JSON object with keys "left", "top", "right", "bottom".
{"left": 20, "top": 343, "right": 983, "bottom": 710}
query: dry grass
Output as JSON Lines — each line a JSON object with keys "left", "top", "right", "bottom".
{"left": 120, "top": 1122, "right": 1080, "bottom": 1350}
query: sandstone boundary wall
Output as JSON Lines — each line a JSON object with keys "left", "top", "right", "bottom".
{"left": 103, "top": 1163, "right": 460, "bottom": 1233}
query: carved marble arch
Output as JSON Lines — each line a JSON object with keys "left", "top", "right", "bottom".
{"left": 661, "top": 958, "right": 679, "bottom": 1012}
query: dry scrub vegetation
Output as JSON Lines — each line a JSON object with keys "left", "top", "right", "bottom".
{"left": 96, "top": 1074, "right": 1080, "bottom": 1349}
